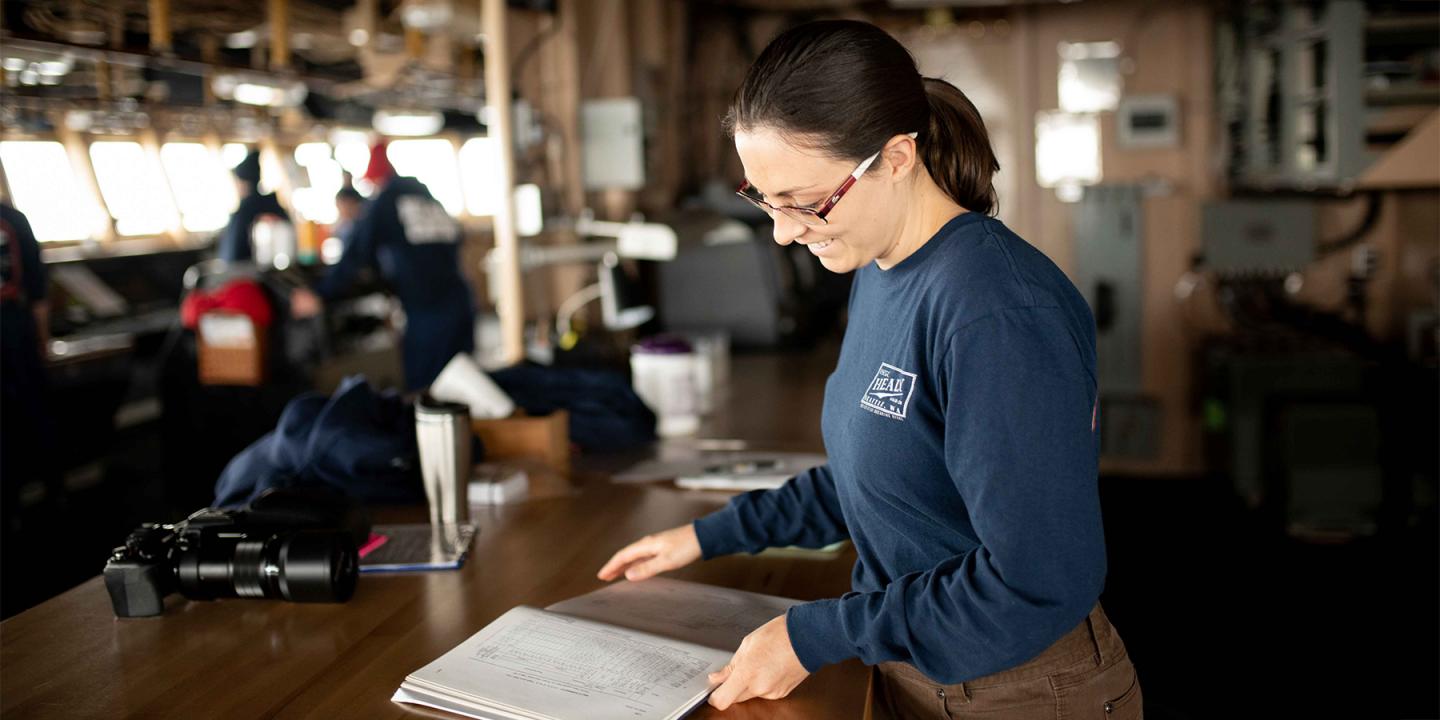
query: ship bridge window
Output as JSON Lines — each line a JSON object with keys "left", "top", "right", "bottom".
{"left": 159, "top": 142, "right": 235, "bottom": 233}
{"left": 0, "top": 140, "right": 106, "bottom": 241}
{"left": 292, "top": 142, "right": 344, "bottom": 225}
{"left": 386, "top": 139, "right": 464, "bottom": 217}
{"left": 89, "top": 141, "right": 178, "bottom": 236}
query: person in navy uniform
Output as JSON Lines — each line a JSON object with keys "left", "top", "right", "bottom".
{"left": 1, "top": 201, "right": 53, "bottom": 524}
{"left": 291, "top": 140, "right": 475, "bottom": 392}
{"left": 218, "top": 149, "right": 290, "bottom": 263}
{"left": 598, "top": 21, "right": 1141, "bottom": 720}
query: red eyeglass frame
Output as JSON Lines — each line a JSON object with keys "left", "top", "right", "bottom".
{"left": 736, "top": 132, "right": 917, "bottom": 226}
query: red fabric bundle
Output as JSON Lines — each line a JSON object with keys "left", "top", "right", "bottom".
{"left": 180, "top": 279, "right": 273, "bottom": 330}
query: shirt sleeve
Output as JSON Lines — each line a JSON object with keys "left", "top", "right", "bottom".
{"left": 217, "top": 207, "right": 250, "bottom": 263}
{"left": 785, "top": 307, "right": 1107, "bottom": 683}
{"left": 691, "top": 464, "right": 849, "bottom": 558}
{"left": 12, "top": 209, "right": 46, "bottom": 301}
{"left": 315, "top": 202, "right": 378, "bottom": 301}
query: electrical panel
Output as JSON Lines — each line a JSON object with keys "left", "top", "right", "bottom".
{"left": 1221, "top": 1, "right": 1440, "bottom": 189}
{"left": 1073, "top": 185, "right": 1158, "bottom": 459}
{"left": 1075, "top": 185, "right": 1144, "bottom": 394}
{"left": 581, "top": 97, "right": 645, "bottom": 191}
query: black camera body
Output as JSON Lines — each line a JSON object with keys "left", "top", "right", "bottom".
{"left": 104, "top": 489, "right": 367, "bottom": 618}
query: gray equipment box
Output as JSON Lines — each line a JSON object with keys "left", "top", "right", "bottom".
{"left": 1202, "top": 200, "right": 1316, "bottom": 274}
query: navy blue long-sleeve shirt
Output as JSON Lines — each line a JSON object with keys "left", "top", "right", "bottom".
{"left": 315, "top": 176, "right": 474, "bottom": 390}
{"left": 218, "top": 191, "right": 289, "bottom": 262}
{"left": 693, "top": 212, "right": 1105, "bottom": 684}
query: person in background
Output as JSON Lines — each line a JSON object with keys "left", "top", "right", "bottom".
{"left": 1, "top": 200, "right": 53, "bottom": 526}
{"left": 218, "top": 149, "right": 290, "bottom": 263}
{"left": 597, "top": 20, "right": 1141, "bottom": 720}
{"left": 333, "top": 179, "right": 365, "bottom": 240}
{"left": 291, "top": 140, "right": 475, "bottom": 392}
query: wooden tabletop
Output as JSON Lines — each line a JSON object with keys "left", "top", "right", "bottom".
{"left": 3, "top": 346, "right": 858, "bottom": 719}
{"left": 0, "top": 476, "right": 867, "bottom": 720}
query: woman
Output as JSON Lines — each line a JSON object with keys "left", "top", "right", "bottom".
{"left": 598, "top": 19, "right": 1141, "bottom": 720}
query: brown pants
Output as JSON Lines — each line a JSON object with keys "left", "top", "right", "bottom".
{"left": 865, "top": 604, "right": 1142, "bottom": 720}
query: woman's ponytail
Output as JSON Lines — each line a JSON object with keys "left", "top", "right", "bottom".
{"left": 921, "top": 77, "right": 999, "bottom": 216}
{"left": 726, "top": 23, "right": 1001, "bottom": 216}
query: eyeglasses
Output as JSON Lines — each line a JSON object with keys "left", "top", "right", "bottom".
{"left": 736, "top": 132, "right": 917, "bottom": 226}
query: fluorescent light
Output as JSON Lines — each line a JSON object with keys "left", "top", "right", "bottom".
{"left": 233, "top": 83, "right": 283, "bottom": 106}
{"left": 212, "top": 73, "right": 308, "bottom": 107}
{"left": 226, "top": 30, "right": 258, "bottom": 49}
{"left": 401, "top": 1, "right": 452, "bottom": 30}
{"left": 515, "top": 184, "right": 542, "bottom": 237}
{"left": 37, "top": 59, "right": 72, "bottom": 77}
{"left": 373, "top": 109, "right": 445, "bottom": 137}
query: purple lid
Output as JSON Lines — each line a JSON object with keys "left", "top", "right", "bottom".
{"left": 633, "top": 334, "right": 693, "bottom": 354}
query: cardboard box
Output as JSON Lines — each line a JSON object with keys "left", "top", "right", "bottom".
{"left": 471, "top": 410, "right": 571, "bottom": 479}
{"left": 196, "top": 312, "right": 267, "bottom": 386}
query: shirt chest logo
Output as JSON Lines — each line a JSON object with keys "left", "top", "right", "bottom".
{"left": 860, "top": 363, "right": 917, "bottom": 420}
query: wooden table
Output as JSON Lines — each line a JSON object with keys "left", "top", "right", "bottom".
{"left": 4, "top": 345, "right": 858, "bottom": 719}
{"left": 0, "top": 476, "right": 867, "bottom": 719}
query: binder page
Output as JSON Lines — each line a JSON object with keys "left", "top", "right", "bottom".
{"left": 545, "top": 578, "right": 801, "bottom": 652}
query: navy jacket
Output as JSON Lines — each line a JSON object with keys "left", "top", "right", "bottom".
{"left": 1, "top": 202, "right": 47, "bottom": 391}
{"left": 694, "top": 212, "right": 1106, "bottom": 684}
{"left": 213, "top": 376, "right": 426, "bottom": 508}
{"left": 490, "top": 364, "right": 656, "bottom": 452}
{"left": 218, "top": 191, "right": 289, "bottom": 262}
{"left": 316, "top": 177, "right": 474, "bottom": 390}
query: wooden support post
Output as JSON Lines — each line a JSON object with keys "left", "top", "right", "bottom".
{"left": 148, "top": 0, "right": 171, "bottom": 53}
{"left": 405, "top": 27, "right": 426, "bottom": 61}
{"left": 200, "top": 35, "right": 219, "bottom": 104}
{"left": 108, "top": 5, "right": 124, "bottom": 49}
{"left": 95, "top": 59, "right": 111, "bottom": 102}
{"left": 484, "top": 0, "right": 525, "bottom": 364}
{"left": 269, "top": 0, "right": 290, "bottom": 71}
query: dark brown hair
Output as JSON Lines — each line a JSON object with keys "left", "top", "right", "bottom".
{"left": 724, "top": 20, "right": 999, "bottom": 216}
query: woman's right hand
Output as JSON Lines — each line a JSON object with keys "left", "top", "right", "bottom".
{"left": 597, "top": 524, "right": 703, "bottom": 582}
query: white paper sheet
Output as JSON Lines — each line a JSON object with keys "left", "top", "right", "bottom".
{"left": 403, "top": 606, "right": 728, "bottom": 720}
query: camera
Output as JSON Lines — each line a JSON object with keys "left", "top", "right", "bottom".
{"left": 104, "top": 489, "right": 367, "bottom": 618}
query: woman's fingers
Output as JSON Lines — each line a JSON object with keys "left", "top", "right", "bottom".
{"left": 707, "top": 668, "right": 748, "bottom": 711}
{"left": 707, "top": 664, "right": 732, "bottom": 686}
{"left": 598, "top": 525, "right": 701, "bottom": 582}
{"left": 596, "top": 538, "right": 655, "bottom": 580}
{"left": 624, "top": 559, "right": 663, "bottom": 581}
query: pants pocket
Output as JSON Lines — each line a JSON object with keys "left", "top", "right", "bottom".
{"left": 1054, "top": 654, "right": 1143, "bottom": 720}
{"left": 1101, "top": 669, "right": 1141, "bottom": 719}
{"left": 947, "top": 676, "right": 1058, "bottom": 719}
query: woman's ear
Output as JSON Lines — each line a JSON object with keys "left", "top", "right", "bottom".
{"left": 881, "top": 133, "right": 919, "bottom": 183}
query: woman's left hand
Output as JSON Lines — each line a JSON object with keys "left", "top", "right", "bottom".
{"left": 707, "top": 614, "right": 811, "bottom": 711}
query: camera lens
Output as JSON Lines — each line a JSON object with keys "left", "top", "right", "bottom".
{"left": 273, "top": 532, "right": 358, "bottom": 603}
{"left": 175, "top": 530, "right": 357, "bottom": 604}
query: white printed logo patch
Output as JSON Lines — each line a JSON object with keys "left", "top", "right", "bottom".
{"left": 397, "top": 195, "right": 459, "bottom": 245}
{"left": 860, "top": 363, "right": 917, "bottom": 420}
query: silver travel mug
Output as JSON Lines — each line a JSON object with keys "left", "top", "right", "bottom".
{"left": 415, "top": 397, "right": 472, "bottom": 530}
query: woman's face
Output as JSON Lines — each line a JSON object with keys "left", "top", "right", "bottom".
{"left": 735, "top": 128, "right": 910, "bottom": 274}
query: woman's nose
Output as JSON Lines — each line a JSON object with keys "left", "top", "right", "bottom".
{"left": 771, "top": 213, "right": 806, "bottom": 246}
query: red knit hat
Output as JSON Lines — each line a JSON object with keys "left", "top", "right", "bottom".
{"left": 361, "top": 140, "right": 395, "bottom": 185}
